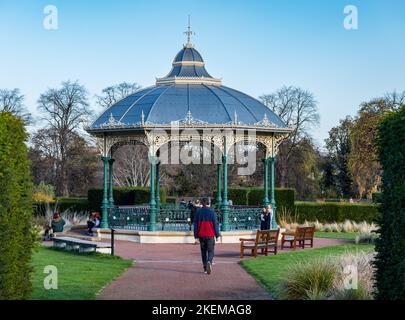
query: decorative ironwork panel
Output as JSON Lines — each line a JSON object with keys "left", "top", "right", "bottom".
{"left": 226, "top": 207, "right": 262, "bottom": 230}
{"left": 109, "top": 206, "right": 150, "bottom": 230}
{"left": 158, "top": 208, "right": 193, "bottom": 231}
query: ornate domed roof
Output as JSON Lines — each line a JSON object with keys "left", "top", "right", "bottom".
{"left": 173, "top": 45, "right": 204, "bottom": 63}
{"left": 156, "top": 43, "right": 220, "bottom": 85}
{"left": 88, "top": 33, "right": 288, "bottom": 133}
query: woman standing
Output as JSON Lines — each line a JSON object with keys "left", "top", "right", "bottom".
{"left": 260, "top": 204, "right": 273, "bottom": 230}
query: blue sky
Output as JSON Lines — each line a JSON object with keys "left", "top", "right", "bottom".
{"left": 1, "top": 0, "right": 404, "bottom": 146}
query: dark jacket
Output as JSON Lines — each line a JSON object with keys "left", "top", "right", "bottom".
{"left": 51, "top": 218, "right": 66, "bottom": 233}
{"left": 193, "top": 206, "right": 220, "bottom": 239}
{"left": 260, "top": 212, "right": 271, "bottom": 230}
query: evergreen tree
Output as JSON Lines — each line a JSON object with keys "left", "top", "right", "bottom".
{"left": 374, "top": 106, "right": 405, "bottom": 299}
{"left": 0, "top": 112, "right": 34, "bottom": 299}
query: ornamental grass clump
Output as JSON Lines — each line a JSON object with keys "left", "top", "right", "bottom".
{"left": 355, "top": 231, "right": 379, "bottom": 244}
{"left": 278, "top": 258, "right": 338, "bottom": 300}
{"left": 278, "top": 252, "right": 376, "bottom": 300}
{"left": 342, "top": 220, "right": 355, "bottom": 233}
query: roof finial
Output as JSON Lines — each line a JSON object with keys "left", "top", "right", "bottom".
{"left": 184, "top": 15, "right": 195, "bottom": 47}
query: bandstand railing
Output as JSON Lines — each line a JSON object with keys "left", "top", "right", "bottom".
{"left": 108, "top": 205, "right": 263, "bottom": 231}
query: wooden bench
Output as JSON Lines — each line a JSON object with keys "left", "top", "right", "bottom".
{"left": 239, "top": 229, "right": 280, "bottom": 258}
{"left": 281, "top": 226, "right": 315, "bottom": 250}
{"left": 53, "top": 237, "right": 112, "bottom": 254}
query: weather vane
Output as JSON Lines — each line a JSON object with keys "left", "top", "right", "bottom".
{"left": 184, "top": 15, "right": 195, "bottom": 46}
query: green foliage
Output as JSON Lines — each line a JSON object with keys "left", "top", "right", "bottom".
{"left": 325, "top": 116, "right": 354, "bottom": 197}
{"left": 247, "top": 188, "right": 296, "bottom": 210}
{"left": 88, "top": 187, "right": 167, "bottom": 211}
{"left": 32, "top": 182, "right": 55, "bottom": 202}
{"left": 294, "top": 202, "right": 380, "bottom": 223}
{"left": 213, "top": 188, "right": 249, "bottom": 205}
{"left": 33, "top": 197, "right": 89, "bottom": 216}
{"left": 374, "top": 106, "right": 405, "bottom": 300}
{"left": 0, "top": 112, "right": 34, "bottom": 299}
{"left": 212, "top": 187, "right": 296, "bottom": 209}
{"left": 372, "top": 192, "right": 382, "bottom": 203}
{"left": 166, "top": 197, "right": 176, "bottom": 205}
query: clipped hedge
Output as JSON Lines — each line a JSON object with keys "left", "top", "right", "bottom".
{"left": 212, "top": 187, "right": 295, "bottom": 209}
{"left": 294, "top": 202, "right": 380, "bottom": 223}
{"left": 247, "top": 188, "right": 296, "bottom": 210}
{"left": 372, "top": 192, "right": 382, "bottom": 203}
{"left": 166, "top": 197, "right": 176, "bottom": 205}
{"left": 88, "top": 187, "right": 167, "bottom": 211}
{"left": 213, "top": 188, "right": 249, "bottom": 205}
{"left": 34, "top": 198, "right": 90, "bottom": 216}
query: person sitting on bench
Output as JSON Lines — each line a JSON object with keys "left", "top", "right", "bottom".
{"left": 87, "top": 212, "right": 100, "bottom": 236}
{"left": 44, "top": 212, "right": 65, "bottom": 240}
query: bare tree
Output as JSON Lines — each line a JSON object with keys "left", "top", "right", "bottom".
{"left": 112, "top": 145, "right": 151, "bottom": 187}
{"left": 37, "top": 80, "right": 91, "bottom": 196}
{"left": 259, "top": 86, "right": 319, "bottom": 187}
{"left": 95, "top": 82, "right": 141, "bottom": 109}
{"left": 0, "top": 88, "right": 31, "bottom": 122}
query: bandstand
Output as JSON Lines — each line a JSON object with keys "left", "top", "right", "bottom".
{"left": 86, "top": 28, "right": 292, "bottom": 243}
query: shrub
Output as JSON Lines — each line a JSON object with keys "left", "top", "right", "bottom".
{"left": 32, "top": 182, "right": 55, "bottom": 203}
{"left": 355, "top": 231, "right": 379, "bottom": 244}
{"left": 212, "top": 187, "right": 295, "bottom": 209}
{"left": 87, "top": 187, "right": 167, "bottom": 211}
{"left": 374, "top": 106, "right": 405, "bottom": 300}
{"left": 247, "top": 188, "right": 295, "bottom": 209}
{"left": 34, "top": 198, "right": 89, "bottom": 216}
{"left": 0, "top": 112, "right": 34, "bottom": 299}
{"left": 166, "top": 197, "right": 176, "bottom": 205}
{"left": 294, "top": 202, "right": 380, "bottom": 223}
{"left": 371, "top": 192, "right": 382, "bottom": 204}
{"left": 213, "top": 188, "right": 248, "bottom": 205}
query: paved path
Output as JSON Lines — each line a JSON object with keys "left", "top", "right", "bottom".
{"left": 97, "top": 238, "right": 348, "bottom": 300}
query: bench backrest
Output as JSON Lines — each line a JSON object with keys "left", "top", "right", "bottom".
{"left": 295, "top": 226, "right": 315, "bottom": 240}
{"left": 256, "top": 229, "right": 280, "bottom": 246}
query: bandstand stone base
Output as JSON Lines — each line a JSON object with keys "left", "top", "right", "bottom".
{"left": 70, "top": 226, "right": 285, "bottom": 244}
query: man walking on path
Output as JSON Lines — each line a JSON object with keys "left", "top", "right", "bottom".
{"left": 193, "top": 197, "right": 220, "bottom": 274}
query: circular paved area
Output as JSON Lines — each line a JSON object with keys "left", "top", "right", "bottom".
{"left": 97, "top": 238, "right": 348, "bottom": 300}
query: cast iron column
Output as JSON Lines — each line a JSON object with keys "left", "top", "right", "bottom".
{"left": 270, "top": 136, "right": 277, "bottom": 228}
{"left": 101, "top": 156, "right": 110, "bottom": 228}
{"left": 108, "top": 158, "right": 115, "bottom": 209}
{"left": 262, "top": 157, "right": 269, "bottom": 206}
{"left": 155, "top": 159, "right": 160, "bottom": 209}
{"left": 148, "top": 156, "right": 157, "bottom": 231}
{"left": 221, "top": 139, "right": 229, "bottom": 231}
{"left": 216, "top": 164, "right": 222, "bottom": 208}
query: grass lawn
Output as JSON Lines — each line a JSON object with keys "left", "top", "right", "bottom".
{"left": 315, "top": 231, "right": 358, "bottom": 240}
{"left": 32, "top": 246, "right": 133, "bottom": 300}
{"left": 240, "top": 244, "right": 374, "bottom": 299}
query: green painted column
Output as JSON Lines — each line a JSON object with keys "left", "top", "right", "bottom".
{"left": 216, "top": 164, "right": 222, "bottom": 208}
{"left": 148, "top": 156, "right": 157, "bottom": 231}
{"left": 101, "top": 156, "right": 110, "bottom": 228}
{"left": 221, "top": 140, "right": 229, "bottom": 231}
{"left": 108, "top": 158, "right": 115, "bottom": 209}
{"left": 262, "top": 157, "right": 269, "bottom": 206}
{"left": 269, "top": 156, "right": 277, "bottom": 228}
{"left": 155, "top": 160, "right": 160, "bottom": 209}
